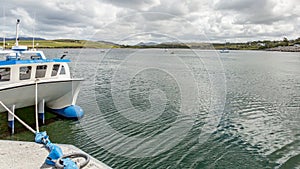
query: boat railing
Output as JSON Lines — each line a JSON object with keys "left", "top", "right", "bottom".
{"left": 6, "top": 55, "right": 20, "bottom": 61}
{"left": 0, "top": 50, "right": 47, "bottom": 61}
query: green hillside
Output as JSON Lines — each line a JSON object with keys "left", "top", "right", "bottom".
{"left": 0, "top": 39, "right": 119, "bottom": 49}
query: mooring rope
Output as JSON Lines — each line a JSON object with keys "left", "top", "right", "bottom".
{"left": 0, "top": 84, "right": 89, "bottom": 168}
{"left": 0, "top": 80, "right": 40, "bottom": 133}
{"left": 0, "top": 101, "right": 36, "bottom": 134}
{"left": 0, "top": 100, "right": 89, "bottom": 169}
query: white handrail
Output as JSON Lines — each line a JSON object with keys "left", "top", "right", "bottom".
{"left": 0, "top": 101, "right": 36, "bottom": 134}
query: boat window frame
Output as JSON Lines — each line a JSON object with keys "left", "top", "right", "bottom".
{"left": 59, "top": 65, "right": 66, "bottom": 75}
{"left": 19, "top": 66, "right": 32, "bottom": 80}
{"left": 51, "top": 64, "right": 60, "bottom": 77}
{"left": 0, "top": 67, "right": 11, "bottom": 82}
{"left": 35, "top": 65, "right": 48, "bottom": 78}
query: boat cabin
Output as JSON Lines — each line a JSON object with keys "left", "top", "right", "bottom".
{"left": 0, "top": 48, "right": 71, "bottom": 84}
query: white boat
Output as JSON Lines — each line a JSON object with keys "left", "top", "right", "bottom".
{"left": 220, "top": 41, "right": 230, "bottom": 53}
{"left": 0, "top": 19, "right": 84, "bottom": 126}
{"left": 220, "top": 49, "right": 229, "bottom": 53}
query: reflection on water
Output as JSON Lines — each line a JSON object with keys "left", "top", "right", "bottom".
{"left": 0, "top": 49, "right": 299, "bottom": 168}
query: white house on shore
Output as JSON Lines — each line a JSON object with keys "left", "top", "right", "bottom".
{"left": 294, "top": 44, "right": 300, "bottom": 47}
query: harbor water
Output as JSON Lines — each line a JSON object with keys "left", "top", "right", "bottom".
{"left": 0, "top": 48, "right": 300, "bottom": 169}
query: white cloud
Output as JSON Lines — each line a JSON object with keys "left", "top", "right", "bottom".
{"left": 0, "top": 0, "right": 299, "bottom": 43}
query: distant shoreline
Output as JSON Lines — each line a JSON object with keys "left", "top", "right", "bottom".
{"left": 1, "top": 39, "right": 300, "bottom": 52}
{"left": 265, "top": 46, "right": 300, "bottom": 52}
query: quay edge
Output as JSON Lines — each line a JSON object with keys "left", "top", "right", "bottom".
{"left": 0, "top": 140, "right": 111, "bottom": 169}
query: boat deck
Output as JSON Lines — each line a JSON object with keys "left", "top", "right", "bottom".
{"left": 0, "top": 140, "right": 111, "bottom": 169}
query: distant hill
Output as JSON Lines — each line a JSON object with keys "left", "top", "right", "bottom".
{"left": 135, "top": 42, "right": 158, "bottom": 46}
{"left": 0, "top": 37, "right": 299, "bottom": 50}
{"left": 0, "top": 38, "right": 120, "bottom": 48}
{"left": 97, "top": 40, "right": 119, "bottom": 46}
{"left": 127, "top": 41, "right": 189, "bottom": 48}
{"left": 0, "top": 37, "right": 45, "bottom": 41}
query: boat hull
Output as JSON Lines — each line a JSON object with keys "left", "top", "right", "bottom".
{"left": 0, "top": 79, "right": 83, "bottom": 118}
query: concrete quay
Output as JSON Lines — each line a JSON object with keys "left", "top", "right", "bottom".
{"left": 0, "top": 140, "right": 111, "bottom": 169}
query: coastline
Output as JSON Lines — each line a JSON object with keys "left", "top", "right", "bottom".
{"left": 266, "top": 46, "right": 300, "bottom": 52}
{"left": 1, "top": 39, "right": 300, "bottom": 52}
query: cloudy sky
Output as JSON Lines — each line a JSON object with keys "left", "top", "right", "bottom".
{"left": 0, "top": 0, "right": 299, "bottom": 44}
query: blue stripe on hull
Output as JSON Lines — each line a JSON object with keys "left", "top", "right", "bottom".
{"left": 0, "top": 59, "right": 70, "bottom": 66}
{"left": 8, "top": 120, "right": 14, "bottom": 134}
{"left": 8, "top": 120, "right": 14, "bottom": 128}
{"left": 38, "top": 113, "right": 45, "bottom": 124}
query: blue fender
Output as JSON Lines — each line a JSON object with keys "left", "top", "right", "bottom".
{"left": 51, "top": 105, "right": 84, "bottom": 119}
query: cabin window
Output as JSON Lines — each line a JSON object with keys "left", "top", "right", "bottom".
{"left": 20, "top": 66, "right": 32, "bottom": 80}
{"left": 36, "top": 65, "right": 47, "bottom": 78}
{"left": 51, "top": 64, "right": 60, "bottom": 76}
{"left": 0, "top": 67, "right": 11, "bottom": 81}
{"left": 60, "top": 65, "right": 66, "bottom": 75}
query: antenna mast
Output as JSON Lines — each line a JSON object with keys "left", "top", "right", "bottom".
{"left": 2, "top": 6, "right": 5, "bottom": 50}
{"left": 32, "top": 32, "right": 35, "bottom": 50}
{"left": 3, "top": 32, "right": 5, "bottom": 50}
{"left": 32, "top": 12, "right": 35, "bottom": 50}
{"left": 15, "top": 19, "right": 20, "bottom": 46}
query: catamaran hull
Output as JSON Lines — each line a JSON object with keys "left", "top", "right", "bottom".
{"left": 0, "top": 79, "right": 83, "bottom": 118}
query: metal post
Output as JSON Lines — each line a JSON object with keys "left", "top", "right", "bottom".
{"left": 35, "top": 80, "right": 39, "bottom": 133}
{"left": 8, "top": 105, "right": 15, "bottom": 134}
